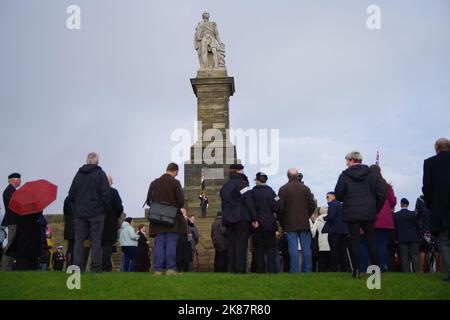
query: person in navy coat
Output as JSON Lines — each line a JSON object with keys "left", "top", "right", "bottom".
{"left": 394, "top": 198, "right": 420, "bottom": 272}
{"left": 324, "top": 192, "right": 350, "bottom": 272}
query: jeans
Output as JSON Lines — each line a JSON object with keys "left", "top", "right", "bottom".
{"left": 287, "top": 231, "right": 312, "bottom": 273}
{"left": 361, "top": 229, "right": 391, "bottom": 272}
{"left": 120, "top": 254, "right": 125, "bottom": 272}
{"left": 40, "top": 263, "right": 48, "bottom": 271}
{"left": 73, "top": 214, "right": 105, "bottom": 272}
{"left": 436, "top": 230, "right": 450, "bottom": 279}
{"left": 153, "top": 233, "right": 178, "bottom": 272}
{"left": 121, "top": 246, "right": 138, "bottom": 272}
{"left": 375, "top": 229, "right": 392, "bottom": 272}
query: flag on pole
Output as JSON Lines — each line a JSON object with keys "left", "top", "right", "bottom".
{"left": 200, "top": 169, "right": 206, "bottom": 197}
{"left": 375, "top": 149, "right": 380, "bottom": 166}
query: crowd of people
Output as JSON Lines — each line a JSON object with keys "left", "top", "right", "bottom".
{"left": 213, "top": 137, "right": 450, "bottom": 280}
{"left": 0, "top": 138, "right": 449, "bottom": 282}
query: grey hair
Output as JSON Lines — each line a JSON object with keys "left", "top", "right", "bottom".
{"left": 345, "top": 151, "right": 363, "bottom": 162}
{"left": 86, "top": 152, "right": 99, "bottom": 165}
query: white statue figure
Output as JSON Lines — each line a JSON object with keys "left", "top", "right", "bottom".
{"left": 194, "top": 11, "right": 226, "bottom": 70}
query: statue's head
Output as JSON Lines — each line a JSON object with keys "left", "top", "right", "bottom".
{"left": 202, "top": 11, "right": 210, "bottom": 21}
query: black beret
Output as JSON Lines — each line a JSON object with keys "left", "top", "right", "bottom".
{"left": 229, "top": 164, "right": 244, "bottom": 170}
{"left": 8, "top": 173, "right": 21, "bottom": 179}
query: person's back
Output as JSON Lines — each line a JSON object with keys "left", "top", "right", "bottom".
{"left": 220, "top": 172, "right": 252, "bottom": 226}
{"left": 423, "top": 149, "right": 450, "bottom": 235}
{"left": 119, "top": 221, "right": 138, "bottom": 247}
{"left": 69, "top": 164, "right": 110, "bottom": 219}
{"left": 278, "top": 168, "right": 316, "bottom": 273}
{"left": 251, "top": 184, "right": 279, "bottom": 232}
{"left": 146, "top": 173, "right": 185, "bottom": 237}
{"left": 146, "top": 163, "right": 185, "bottom": 275}
{"left": 334, "top": 151, "right": 386, "bottom": 278}
{"left": 375, "top": 184, "right": 397, "bottom": 229}
{"left": 68, "top": 152, "right": 110, "bottom": 272}
{"left": 219, "top": 164, "right": 256, "bottom": 274}
{"left": 211, "top": 215, "right": 227, "bottom": 252}
{"left": 103, "top": 187, "right": 123, "bottom": 241}
{"left": 325, "top": 199, "right": 347, "bottom": 234}
{"left": 278, "top": 179, "right": 315, "bottom": 232}
{"left": 394, "top": 209, "right": 420, "bottom": 243}
{"left": 335, "top": 164, "right": 385, "bottom": 222}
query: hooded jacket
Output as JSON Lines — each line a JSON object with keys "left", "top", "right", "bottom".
{"left": 119, "top": 221, "right": 139, "bottom": 247}
{"left": 334, "top": 164, "right": 386, "bottom": 222}
{"left": 68, "top": 164, "right": 110, "bottom": 219}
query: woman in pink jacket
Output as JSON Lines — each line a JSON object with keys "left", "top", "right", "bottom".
{"left": 371, "top": 165, "right": 397, "bottom": 271}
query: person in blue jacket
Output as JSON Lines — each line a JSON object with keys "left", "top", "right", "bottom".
{"left": 324, "top": 192, "right": 350, "bottom": 272}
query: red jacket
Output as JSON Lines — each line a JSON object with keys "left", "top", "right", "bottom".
{"left": 375, "top": 185, "right": 397, "bottom": 229}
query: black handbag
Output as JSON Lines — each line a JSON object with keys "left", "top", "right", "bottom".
{"left": 148, "top": 202, "right": 179, "bottom": 226}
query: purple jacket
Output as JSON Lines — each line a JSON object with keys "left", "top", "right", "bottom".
{"left": 375, "top": 185, "right": 397, "bottom": 229}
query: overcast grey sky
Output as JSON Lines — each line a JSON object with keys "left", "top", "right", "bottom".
{"left": 1, "top": 0, "right": 449, "bottom": 218}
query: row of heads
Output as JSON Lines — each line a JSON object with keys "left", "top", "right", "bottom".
{"left": 9, "top": 137, "right": 450, "bottom": 184}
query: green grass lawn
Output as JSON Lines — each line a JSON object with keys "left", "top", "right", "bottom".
{"left": 0, "top": 272, "right": 449, "bottom": 300}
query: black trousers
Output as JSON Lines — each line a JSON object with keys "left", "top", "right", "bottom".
{"left": 66, "top": 240, "right": 74, "bottom": 268}
{"left": 318, "top": 251, "right": 331, "bottom": 272}
{"left": 348, "top": 221, "right": 378, "bottom": 271}
{"left": 102, "top": 240, "right": 114, "bottom": 272}
{"left": 226, "top": 220, "right": 250, "bottom": 273}
{"left": 214, "top": 250, "right": 228, "bottom": 272}
{"left": 252, "top": 231, "right": 277, "bottom": 273}
{"left": 15, "top": 257, "right": 38, "bottom": 271}
{"left": 328, "top": 233, "right": 350, "bottom": 272}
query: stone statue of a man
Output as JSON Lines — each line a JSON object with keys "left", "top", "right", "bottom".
{"left": 194, "top": 11, "right": 226, "bottom": 70}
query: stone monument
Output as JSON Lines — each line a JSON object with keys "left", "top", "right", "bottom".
{"left": 184, "top": 11, "right": 239, "bottom": 218}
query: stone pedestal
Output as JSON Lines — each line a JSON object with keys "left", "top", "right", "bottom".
{"left": 184, "top": 71, "right": 239, "bottom": 218}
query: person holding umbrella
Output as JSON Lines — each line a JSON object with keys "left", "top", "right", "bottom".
{"left": 7, "top": 178, "right": 58, "bottom": 270}
{"left": 2, "top": 173, "right": 21, "bottom": 271}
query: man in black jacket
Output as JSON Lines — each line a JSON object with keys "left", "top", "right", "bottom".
{"left": 1, "top": 173, "right": 21, "bottom": 271}
{"left": 251, "top": 172, "right": 279, "bottom": 273}
{"left": 422, "top": 138, "right": 450, "bottom": 281}
{"left": 68, "top": 152, "right": 110, "bottom": 272}
{"left": 335, "top": 151, "right": 386, "bottom": 278}
{"left": 393, "top": 198, "right": 420, "bottom": 272}
{"left": 102, "top": 174, "right": 123, "bottom": 272}
{"left": 220, "top": 164, "right": 257, "bottom": 273}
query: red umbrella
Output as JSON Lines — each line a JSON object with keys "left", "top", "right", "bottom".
{"left": 8, "top": 179, "right": 57, "bottom": 216}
